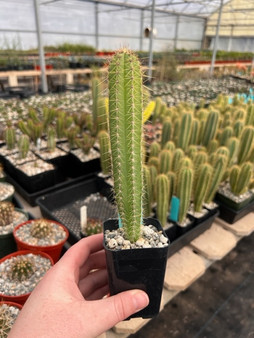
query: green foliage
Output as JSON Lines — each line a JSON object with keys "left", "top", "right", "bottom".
{"left": 108, "top": 50, "right": 143, "bottom": 242}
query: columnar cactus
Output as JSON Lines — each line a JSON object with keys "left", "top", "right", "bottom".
{"left": 245, "top": 105, "right": 254, "bottom": 126}
{"left": 143, "top": 165, "right": 152, "bottom": 218}
{"left": 219, "top": 126, "right": 233, "bottom": 146}
{"left": 149, "top": 164, "right": 158, "bottom": 202}
{"left": 4, "top": 127, "right": 16, "bottom": 150}
{"left": 176, "top": 166, "right": 193, "bottom": 224}
{"left": 193, "top": 163, "right": 212, "bottom": 213}
{"left": 76, "top": 133, "right": 95, "bottom": 155}
{"left": 237, "top": 126, "right": 254, "bottom": 165}
{"left": 30, "top": 219, "right": 53, "bottom": 239}
{"left": 189, "top": 119, "right": 200, "bottom": 145}
{"left": 226, "top": 137, "right": 239, "bottom": 166}
{"left": 8, "top": 256, "right": 35, "bottom": 282}
{"left": 152, "top": 97, "right": 162, "bottom": 123}
{"left": 108, "top": 50, "right": 143, "bottom": 242}
{"left": 172, "top": 148, "right": 184, "bottom": 173}
{"left": 92, "top": 77, "right": 101, "bottom": 126}
{"left": 177, "top": 112, "right": 192, "bottom": 151}
{"left": 205, "top": 154, "right": 228, "bottom": 204}
{"left": 202, "top": 110, "right": 219, "bottom": 147}
{"left": 229, "top": 162, "right": 252, "bottom": 196}
{"left": 18, "top": 134, "right": 29, "bottom": 159}
{"left": 163, "top": 141, "right": 175, "bottom": 152}
{"left": 149, "top": 141, "right": 161, "bottom": 158}
{"left": 167, "top": 171, "right": 176, "bottom": 205}
{"left": 47, "top": 127, "right": 56, "bottom": 152}
{"left": 155, "top": 174, "right": 169, "bottom": 228}
{"left": 56, "top": 112, "right": 66, "bottom": 139}
{"left": 233, "top": 120, "right": 244, "bottom": 138}
{"left": 161, "top": 118, "right": 172, "bottom": 147}
{"left": 159, "top": 149, "right": 172, "bottom": 174}
{"left": 148, "top": 156, "right": 159, "bottom": 172}
{"left": 98, "top": 130, "right": 111, "bottom": 175}
{"left": 187, "top": 145, "right": 198, "bottom": 160}
{"left": 207, "top": 139, "right": 219, "bottom": 154}
{"left": 97, "top": 97, "right": 108, "bottom": 133}
{"left": 0, "top": 201, "right": 14, "bottom": 226}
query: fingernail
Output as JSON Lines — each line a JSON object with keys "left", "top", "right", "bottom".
{"left": 131, "top": 290, "right": 149, "bottom": 312}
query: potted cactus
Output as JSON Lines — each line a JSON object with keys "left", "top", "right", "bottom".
{"left": 13, "top": 218, "right": 69, "bottom": 263}
{"left": 0, "top": 301, "right": 22, "bottom": 338}
{"left": 103, "top": 50, "right": 169, "bottom": 319}
{"left": 0, "top": 182, "right": 15, "bottom": 202}
{"left": 0, "top": 250, "right": 53, "bottom": 305}
{"left": 0, "top": 201, "right": 28, "bottom": 258}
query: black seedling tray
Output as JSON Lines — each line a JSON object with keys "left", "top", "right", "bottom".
{"left": 36, "top": 177, "right": 117, "bottom": 245}
{"left": 6, "top": 172, "right": 95, "bottom": 207}
{"left": 215, "top": 198, "right": 254, "bottom": 224}
{"left": 166, "top": 208, "right": 219, "bottom": 258}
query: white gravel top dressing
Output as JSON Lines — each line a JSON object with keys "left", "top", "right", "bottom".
{"left": 0, "top": 210, "right": 28, "bottom": 235}
{"left": 35, "top": 148, "right": 67, "bottom": 160}
{"left": 15, "top": 221, "right": 67, "bottom": 246}
{"left": 17, "top": 159, "right": 54, "bottom": 176}
{"left": 0, "top": 303, "right": 20, "bottom": 332}
{"left": 105, "top": 224, "right": 169, "bottom": 250}
{"left": 6, "top": 151, "right": 38, "bottom": 166}
{"left": 0, "top": 253, "right": 52, "bottom": 296}
{"left": 0, "top": 183, "right": 14, "bottom": 201}
{"left": 71, "top": 148, "right": 100, "bottom": 163}
{"left": 218, "top": 184, "right": 253, "bottom": 203}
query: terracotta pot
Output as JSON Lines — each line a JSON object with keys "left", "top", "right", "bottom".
{"left": 0, "top": 300, "right": 23, "bottom": 310}
{"left": 13, "top": 220, "right": 69, "bottom": 263}
{"left": 0, "top": 250, "right": 54, "bottom": 305}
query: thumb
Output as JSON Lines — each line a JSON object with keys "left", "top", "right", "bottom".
{"left": 88, "top": 289, "right": 149, "bottom": 334}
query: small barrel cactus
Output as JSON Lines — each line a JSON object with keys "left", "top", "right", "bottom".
{"left": 8, "top": 256, "right": 35, "bottom": 282}
{"left": 0, "top": 304, "right": 16, "bottom": 338}
{"left": 30, "top": 219, "right": 53, "bottom": 239}
{"left": 85, "top": 218, "right": 103, "bottom": 236}
{"left": 0, "top": 201, "right": 14, "bottom": 227}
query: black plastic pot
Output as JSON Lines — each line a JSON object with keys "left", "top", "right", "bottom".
{"left": 215, "top": 197, "right": 254, "bottom": 224}
{"left": 215, "top": 191, "right": 253, "bottom": 211}
{"left": 103, "top": 218, "right": 169, "bottom": 319}
{"left": 166, "top": 208, "right": 219, "bottom": 258}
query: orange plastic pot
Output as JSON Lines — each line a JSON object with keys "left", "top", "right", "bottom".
{"left": 0, "top": 250, "right": 54, "bottom": 305}
{"left": 13, "top": 220, "right": 69, "bottom": 263}
{"left": 0, "top": 300, "right": 23, "bottom": 310}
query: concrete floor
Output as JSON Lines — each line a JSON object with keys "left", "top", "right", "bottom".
{"left": 130, "top": 231, "right": 254, "bottom": 338}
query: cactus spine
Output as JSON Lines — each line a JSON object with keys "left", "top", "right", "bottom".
{"left": 18, "top": 134, "right": 29, "bottom": 159}
{"left": 30, "top": 219, "right": 53, "bottom": 238}
{"left": 230, "top": 162, "right": 252, "bottom": 195}
{"left": 202, "top": 110, "right": 219, "bottom": 147}
{"left": 177, "top": 112, "right": 192, "bottom": 151}
{"left": 159, "top": 149, "right": 172, "bottom": 174}
{"left": 237, "top": 126, "right": 254, "bottom": 164}
{"left": 161, "top": 118, "right": 172, "bottom": 147}
{"left": 176, "top": 166, "right": 193, "bottom": 224}
{"left": 193, "top": 163, "right": 212, "bottom": 213}
{"left": 108, "top": 50, "right": 143, "bottom": 242}
{"left": 98, "top": 130, "right": 111, "bottom": 175}
{"left": 8, "top": 256, "right": 35, "bottom": 282}
{"left": 155, "top": 174, "right": 169, "bottom": 228}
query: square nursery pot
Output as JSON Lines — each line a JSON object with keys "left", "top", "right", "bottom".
{"left": 215, "top": 197, "right": 254, "bottom": 224}
{"left": 103, "top": 217, "right": 169, "bottom": 319}
{"left": 215, "top": 191, "right": 253, "bottom": 211}
{"left": 165, "top": 208, "right": 219, "bottom": 258}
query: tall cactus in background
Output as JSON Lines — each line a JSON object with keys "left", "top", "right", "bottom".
{"left": 219, "top": 126, "right": 233, "bottom": 146}
{"left": 233, "top": 120, "right": 244, "bottom": 138}
{"left": 176, "top": 166, "right": 193, "bottom": 224}
{"left": 18, "top": 134, "right": 29, "bottom": 159}
{"left": 177, "top": 112, "right": 192, "bottom": 151}
{"left": 152, "top": 97, "right": 162, "bottom": 123}
{"left": 97, "top": 97, "right": 108, "bottom": 133}
{"left": 163, "top": 140, "right": 175, "bottom": 152}
{"left": 230, "top": 162, "right": 253, "bottom": 196}
{"left": 245, "top": 105, "right": 254, "bottom": 126}
{"left": 161, "top": 118, "right": 172, "bottom": 147}
{"left": 173, "top": 118, "right": 180, "bottom": 145}
{"left": 98, "top": 130, "right": 111, "bottom": 175}
{"left": 148, "top": 156, "right": 159, "bottom": 172}
{"left": 155, "top": 174, "right": 169, "bottom": 228}
{"left": 193, "top": 163, "right": 212, "bottom": 213}
{"left": 149, "top": 141, "right": 161, "bottom": 158}
{"left": 205, "top": 154, "right": 228, "bottom": 204}
{"left": 237, "top": 126, "right": 254, "bottom": 165}
{"left": 143, "top": 165, "right": 152, "bottom": 218}
{"left": 167, "top": 171, "right": 176, "bottom": 205}
{"left": 172, "top": 148, "right": 184, "bottom": 173}
{"left": 56, "top": 112, "right": 66, "bottom": 139}
{"left": 4, "top": 127, "right": 16, "bottom": 150}
{"left": 108, "top": 50, "right": 143, "bottom": 242}
{"left": 201, "top": 110, "right": 219, "bottom": 147}
{"left": 187, "top": 145, "right": 198, "bottom": 161}
{"left": 92, "top": 77, "right": 101, "bottom": 127}
{"left": 207, "top": 139, "right": 219, "bottom": 154}
{"left": 226, "top": 137, "right": 239, "bottom": 166}
{"left": 189, "top": 118, "right": 200, "bottom": 146}
{"left": 159, "top": 149, "right": 172, "bottom": 174}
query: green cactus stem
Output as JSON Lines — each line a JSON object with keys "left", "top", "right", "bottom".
{"left": 237, "top": 126, "right": 254, "bottom": 165}
{"left": 172, "top": 148, "right": 184, "bottom": 173}
{"left": 161, "top": 118, "right": 172, "bottom": 148}
{"left": 30, "top": 219, "right": 53, "bottom": 239}
{"left": 163, "top": 141, "right": 175, "bottom": 152}
{"left": 230, "top": 162, "right": 253, "bottom": 196}
{"left": 92, "top": 77, "right": 102, "bottom": 127}
{"left": 47, "top": 127, "right": 56, "bottom": 152}
{"left": 189, "top": 119, "right": 200, "bottom": 146}
{"left": 233, "top": 108, "right": 245, "bottom": 121}
{"left": 167, "top": 171, "right": 176, "bottom": 205}
{"left": 207, "top": 139, "right": 219, "bottom": 154}
{"left": 76, "top": 133, "right": 95, "bottom": 155}
{"left": 205, "top": 154, "right": 228, "bottom": 204}
{"left": 219, "top": 126, "right": 233, "bottom": 146}
{"left": 245, "top": 105, "right": 254, "bottom": 126}
{"left": 187, "top": 145, "right": 198, "bottom": 160}
{"left": 147, "top": 156, "right": 159, "bottom": 172}
{"left": 42, "top": 107, "right": 56, "bottom": 131}
{"left": 0, "top": 201, "right": 14, "bottom": 226}
{"left": 159, "top": 149, "right": 172, "bottom": 174}
{"left": 108, "top": 50, "right": 143, "bottom": 242}
{"left": 152, "top": 97, "right": 162, "bottom": 123}
{"left": 66, "top": 126, "right": 80, "bottom": 149}
{"left": 98, "top": 130, "right": 111, "bottom": 175}
{"left": 149, "top": 141, "right": 161, "bottom": 158}
{"left": 233, "top": 120, "right": 244, "bottom": 138}
{"left": 97, "top": 97, "right": 108, "bottom": 133}
{"left": 155, "top": 174, "right": 169, "bottom": 228}
{"left": 18, "top": 134, "right": 29, "bottom": 159}
{"left": 4, "top": 127, "right": 16, "bottom": 150}
{"left": 202, "top": 110, "right": 219, "bottom": 147}
{"left": 193, "top": 163, "right": 212, "bottom": 213}
{"left": 143, "top": 165, "right": 152, "bottom": 217}
{"left": 177, "top": 112, "right": 192, "bottom": 151}
{"left": 149, "top": 164, "right": 158, "bottom": 202}
{"left": 8, "top": 256, "right": 35, "bottom": 282}
{"left": 85, "top": 218, "right": 103, "bottom": 236}
{"left": 176, "top": 166, "right": 193, "bottom": 224}
{"left": 173, "top": 118, "right": 180, "bottom": 145}
{"left": 226, "top": 137, "right": 239, "bottom": 166}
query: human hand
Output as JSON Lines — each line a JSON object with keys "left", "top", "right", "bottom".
{"left": 9, "top": 233, "right": 149, "bottom": 338}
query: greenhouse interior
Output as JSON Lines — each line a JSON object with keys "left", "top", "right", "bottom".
{"left": 0, "top": 0, "right": 254, "bottom": 337}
